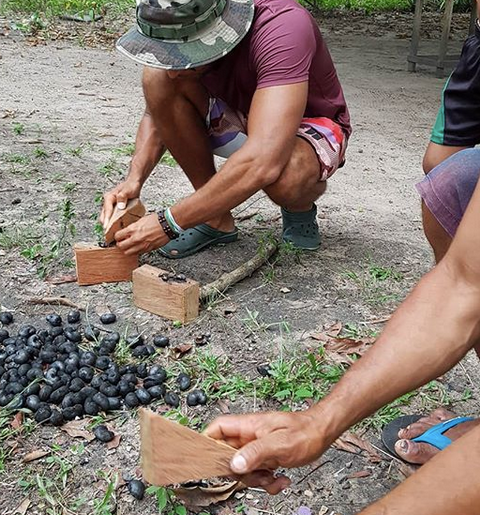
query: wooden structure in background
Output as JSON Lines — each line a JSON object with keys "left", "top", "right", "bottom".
{"left": 104, "top": 198, "right": 146, "bottom": 245}
{"left": 140, "top": 408, "right": 234, "bottom": 485}
{"left": 74, "top": 242, "right": 138, "bottom": 285}
{"left": 408, "top": 0, "right": 476, "bottom": 77}
{"left": 133, "top": 264, "right": 199, "bottom": 323}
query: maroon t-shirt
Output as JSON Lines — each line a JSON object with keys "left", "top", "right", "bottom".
{"left": 201, "top": 0, "right": 351, "bottom": 137}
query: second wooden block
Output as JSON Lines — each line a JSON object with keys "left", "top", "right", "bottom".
{"left": 132, "top": 264, "right": 199, "bottom": 323}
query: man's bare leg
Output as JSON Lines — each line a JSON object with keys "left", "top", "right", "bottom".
{"left": 423, "top": 141, "right": 469, "bottom": 174}
{"left": 142, "top": 67, "right": 234, "bottom": 232}
{"left": 359, "top": 423, "right": 480, "bottom": 515}
{"left": 264, "top": 137, "right": 326, "bottom": 210}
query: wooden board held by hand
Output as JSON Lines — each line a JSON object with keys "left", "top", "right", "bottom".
{"left": 104, "top": 198, "right": 146, "bottom": 245}
{"left": 140, "top": 408, "right": 235, "bottom": 486}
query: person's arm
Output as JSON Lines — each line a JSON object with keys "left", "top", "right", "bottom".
{"left": 100, "top": 108, "right": 166, "bottom": 228}
{"left": 359, "top": 423, "right": 480, "bottom": 515}
{"left": 206, "top": 177, "right": 480, "bottom": 493}
{"left": 114, "top": 82, "right": 308, "bottom": 255}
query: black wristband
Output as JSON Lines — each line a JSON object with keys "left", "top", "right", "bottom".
{"left": 157, "top": 210, "right": 178, "bottom": 240}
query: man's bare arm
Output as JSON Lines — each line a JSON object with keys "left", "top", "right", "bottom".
{"left": 170, "top": 82, "right": 308, "bottom": 229}
{"left": 206, "top": 175, "right": 480, "bottom": 490}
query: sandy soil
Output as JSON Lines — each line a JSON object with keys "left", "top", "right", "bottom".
{"left": 0, "top": 10, "right": 479, "bottom": 515}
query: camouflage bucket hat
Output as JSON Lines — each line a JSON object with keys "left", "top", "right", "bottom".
{"left": 116, "top": 0, "right": 254, "bottom": 70}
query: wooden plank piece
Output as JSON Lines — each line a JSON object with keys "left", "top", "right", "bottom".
{"left": 140, "top": 408, "right": 235, "bottom": 485}
{"left": 74, "top": 242, "right": 138, "bottom": 286}
{"left": 104, "top": 198, "right": 146, "bottom": 245}
{"left": 133, "top": 264, "right": 199, "bottom": 323}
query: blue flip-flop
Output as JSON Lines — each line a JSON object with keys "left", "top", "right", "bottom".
{"left": 382, "top": 414, "right": 475, "bottom": 460}
{"left": 158, "top": 223, "right": 238, "bottom": 259}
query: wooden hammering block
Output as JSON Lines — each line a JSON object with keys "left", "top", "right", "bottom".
{"left": 140, "top": 408, "right": 235, "bottom": 485}
{"left": 133, "top": 264, "right": 199, "bottom": 323}
{"left": 104, "top": 198, "right": 146, "bottom": 245}
{"left": 74, "top": 242, "right": 139, "bottom": 286}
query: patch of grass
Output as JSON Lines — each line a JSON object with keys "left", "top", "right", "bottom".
{"left": 0, "top": 225, "right": 41, "bottom": 250}
{"left": 98, "top": 157, "right": 122, "bottom": 179}
{"left": 344, "top": 256, "right": 404, "bottom": 306}
{"left": 93, "top": 471, "right": 117, "bottom": 515}
{"left": 160, "top": 151, "right": 177, "bottom": 167}
{"left": 67, "top": 146, "right": 83, "bottom": 157}
{"left": 63, "top": 182, "right": 77, "bottom": 193}
{"left": 34, "top": 147, "right": 49, "bottom": 158}
{"left": 113, "top": 142, "right": 135, "bottom": 157}
{"left": 341, "top": 322, "right": 379, "bottom": 339}
{"left": 20, "top": 198, "right": 77, "bottom": 277}
{"left": 0, "top": 0, "right": 132, "bottom": 19}
{"left": 12, "top": 122, "right": 25, "bottom": 135}
{"left": 146, "top": 485, "right": 187, "bottom": 515}
{"left": 2, "top": 152, "right": 31, "bottom": 165}
{"left": 241, "top": 308, "right": 291, "bottom": 335}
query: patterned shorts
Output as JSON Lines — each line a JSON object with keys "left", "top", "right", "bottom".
{"left": 205, "top": 97, "right": 347, "bottom": 181}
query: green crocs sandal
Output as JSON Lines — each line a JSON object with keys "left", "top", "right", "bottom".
{"left": 281, "top": 204, "right": 321, "bottom": 250}
{"left": 158, "top": 223, "right": 238, "bottom": 259}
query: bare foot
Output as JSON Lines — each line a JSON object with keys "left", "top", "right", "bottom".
{"left": 394, "top": 408, "right": 479, "bottom": 464}
{"left": 204, "top": 212, "right": 235, "bottom": 233}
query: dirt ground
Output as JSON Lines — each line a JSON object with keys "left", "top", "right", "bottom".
{"left": 0, "top": 9, "right": 479, "bottom": 515}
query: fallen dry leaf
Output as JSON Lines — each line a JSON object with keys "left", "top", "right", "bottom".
{"left": 23, "top": 449, "right": 50, "bottom": 463}
{"left": 13, "top": 497, "right": 31, "bottom": 515}
{"left": 334, "top": 432, "right": 383, "bottom": 463}
{"left": 60, "top": 420, "right": 95, "bottom": 441}
{"left": 216, "top": 399, "right": 230, "bottom": 414}
{"left": 325, "top": 321, "right": 343, "bottom": 337}
{"left": 107, "top": 433, "right": 121, "bottom": 450}
{"left": 172, "top": 343, "right": 193, "bottom": 358}
{"left": 11, "top": 412, "right": 23, "bottom": 430}
{"left": 46, "top": 274, "right": 77, "bottom": 284}
{"left": 347, "top": 470, "right": 372, "bottom": 479}
{"left": 174, "top": 481, "right": 245, "bottom": 509}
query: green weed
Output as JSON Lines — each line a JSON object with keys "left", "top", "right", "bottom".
{"left": 0, "top": 225, "right": 41, "bottom": 250}
{"left": 1, "top": 0, "right": 132, "bottom": 18}
{"left": 160, "top": 151, "right": 177, "bottom": 167}
{"left": 98, "top": 157, "right": 122, "bottom": 179}
{"left": 13, "top": 122, "right": 25, "bottom": 135}
{"left": 113, "top": 142, "right": 135, "bottom": 156}
{"left": 34, "top": 147, "right": 49, "bottom": 158}
{"left": 146, "top": 485, "right": 187, "bottom": 515}
{"left": 2, "top": 152, "right": 31, "bottom": 165}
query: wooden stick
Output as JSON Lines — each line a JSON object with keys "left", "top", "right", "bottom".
{"left": 200, "top": 240, "right": 278, "bottom": 301}
{"left": 25, "top": 297, "right": 85, "bottom": 310}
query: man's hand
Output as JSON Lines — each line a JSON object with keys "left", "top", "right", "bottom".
{"left": 115, "top": 213, "right": 168, "bottom": 255}
{"left": 100, "top": 179, "right": 143, "bottom": 229}
{"left": 205, "top": 411, "right": 326, "bottom": 494}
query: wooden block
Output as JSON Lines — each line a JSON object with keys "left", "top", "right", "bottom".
{"left": 104, "top": 198, "right": 146, "bottom": 245}
{"left": 133, "top": 264, "right": 199, "bottom": 323}
{"left": 140, "top": 408, "right": 235, "bottom": 486}
{"left": 74, "top": 242, "right": 139, "bottom": 286}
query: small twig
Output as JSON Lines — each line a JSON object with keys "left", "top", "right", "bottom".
{"left": 459, "top": 361, "right": 475, "bottom": 388}
{"left": 233, "top": 194, "right": 267, "bottom": 217}
{"left": 365, "top": 315, "right": 392, "bottom": 324}
{"left": 25, "top": 297, "right": 85, "bottom": 310}
{"left": 296, "top": 459, "right": 333, "bottom": 484}
{"left": 200, "top": 240, "right": 278, "bottom": 301}
{"left": 236, "top": 211, "right": 259, "bottom": 222}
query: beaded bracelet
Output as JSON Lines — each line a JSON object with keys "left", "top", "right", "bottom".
{"left": 157, "top": 209, "right": 178, "bottom": 240}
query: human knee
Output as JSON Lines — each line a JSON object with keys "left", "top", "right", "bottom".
{"left": 142, "top": 68, "right": 180, "bottom": 109}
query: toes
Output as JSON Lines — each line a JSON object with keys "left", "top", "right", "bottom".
{"left": 395, "top": 439, "right": 439, "bottom": 465}
{"left": 398, "top": 421, "right": 432, "bottom": 439}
